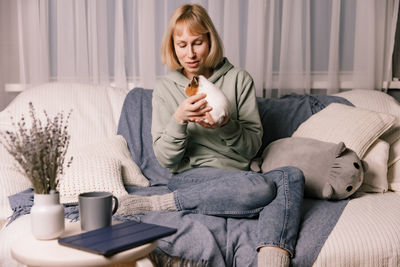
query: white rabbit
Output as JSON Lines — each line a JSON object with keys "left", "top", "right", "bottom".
{"left": 185, "top": 75, "right": 231, "bottom": 125}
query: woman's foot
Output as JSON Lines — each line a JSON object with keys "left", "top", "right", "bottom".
{"left": 258, "top": 247, "right": 290, "bottom": 267}
{"left": 116, "top": 193, "right": 176, "bottom": 215}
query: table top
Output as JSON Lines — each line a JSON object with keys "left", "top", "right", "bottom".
{"left": 11, "top": 221, "right": 157, "bottom": 267}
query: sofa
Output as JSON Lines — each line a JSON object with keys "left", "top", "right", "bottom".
{"left": 1, "top": 82, "right": 400, "bottom": 266}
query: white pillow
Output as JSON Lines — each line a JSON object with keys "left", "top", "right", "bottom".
{"left": 389, "top": 137, "right": 400, "bottom": 167}
{"left": 292, "top": 103, "right": 395, "bottom": 158}
{"left": 334, "top": 89, "right": 400, "bottom": 145}
{"left": 0, "top": 83, "right": 128, "bottom": 151}
{"left": 0, "top": 147, "right": 32, "bottom": 222}
{"left": 388, "top": 161, "right": 400, "bottom": 191}
{"left": 358, "top": 139, "right": 389, "bottom": 193}
{"left": 59, "top": 155, "right": 128, "bottom": 204}
{"left": 70, "top": 135, "right": 149, "bottom": 187}
{"left": 388, "top": 138, "right": 400, "bottom": 192}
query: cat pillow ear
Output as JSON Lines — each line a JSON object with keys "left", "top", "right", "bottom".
{"left": 335, "top": 142, "right": 347, "bottom": 157}
{"left": 322, "top": 183, "right": 333, "bottom": 199}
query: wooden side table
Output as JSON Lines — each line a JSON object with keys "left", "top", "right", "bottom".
{"left": 11, "top": 221, "right": 157, "bottom": 267}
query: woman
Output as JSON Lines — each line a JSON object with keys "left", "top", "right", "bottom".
{"left": 117, "top": 4, "right": 304, "bottom": 267}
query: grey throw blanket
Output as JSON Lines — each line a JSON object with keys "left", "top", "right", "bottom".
{"left": 116, "top": 88, "right": 351, "bottom": 266}
{"left": 8, "top": 89, "right": 353, "bottom": 266}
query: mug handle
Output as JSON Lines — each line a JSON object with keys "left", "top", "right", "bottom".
{"left": 112, "top": 196, "right": 119, "bottom": 215}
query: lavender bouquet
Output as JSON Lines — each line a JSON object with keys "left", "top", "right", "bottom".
{"left": 0, "top": 102, "right": 73, "bottom": 194}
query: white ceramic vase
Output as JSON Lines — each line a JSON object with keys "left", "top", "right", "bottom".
{"left": 31, "top": 192, "right": 65, "bottom": 240}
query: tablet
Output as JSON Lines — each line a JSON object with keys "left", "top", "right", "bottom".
{"left": 58, "top": 220, "right": 177, "bottom": 257}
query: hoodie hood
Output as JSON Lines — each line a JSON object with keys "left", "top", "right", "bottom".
{"left": 165, "top": 57, "right": 234, "bottom": 87}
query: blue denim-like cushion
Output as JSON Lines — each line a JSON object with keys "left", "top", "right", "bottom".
{"left": 256, "top": 93, "right": 353, "bottom": 157}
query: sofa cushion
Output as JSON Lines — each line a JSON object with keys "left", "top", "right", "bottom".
{"left": 70, "top": 135, "right": 149, "bottom": 187}
{"left": 59, "top": 155, "right": 128, "bottom": 204}
{"left": 0, "top": 83, "right": 128, "bottom": 151}
{"left": 0, "top": 147, "right": 31, "bottom": 222}
{"left": 335, "top": 89, "right": 400, "bottom": 145}
{"left": 292, "top": 103, "right": 395, "bottom": 158}
{"left": 358, "top": 139, "right": 389, "bottom": 193}
{"left": 388, "top": 138, "right": 400, "bottom": 191}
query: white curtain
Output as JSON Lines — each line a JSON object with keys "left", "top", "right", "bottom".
{"left": 14, "top": 0, "right": 399, "bottom": 97}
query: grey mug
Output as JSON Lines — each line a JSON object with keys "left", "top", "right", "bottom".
{"left": 78, "top": 191, "right": 119, "bottom": 231}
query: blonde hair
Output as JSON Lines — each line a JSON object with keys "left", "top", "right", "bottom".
{"left": 161, "top": 4, "right": 224, "bottom": 70}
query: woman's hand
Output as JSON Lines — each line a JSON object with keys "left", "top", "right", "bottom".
{"left": 195, "top": 112, "right": 230, "bottom": 129}
{"left": 173, "top": 93, "right": 212, "bottom": 123}
{"left": 174, "top": 93, "right": 230, "bottom": 128}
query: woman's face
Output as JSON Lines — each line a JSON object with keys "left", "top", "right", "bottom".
{"left": 173, "top": 23, "right": 210, "bottom": 79}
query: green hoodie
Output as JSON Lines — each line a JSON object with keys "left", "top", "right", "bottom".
{"left": 152, "top": 58, "right": 263, "bottom": 173}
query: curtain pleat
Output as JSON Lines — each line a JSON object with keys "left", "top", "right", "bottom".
{"left": 222, "top": 0, "right": 240, "bottom": 67}
{"left": 75, "top": 0, "right": 90, "bottom": 82}
{"left": 16, "top": 0, "right": 27, "bottom": 84}
{"left": 245, "top": 0, "right": 266, "bottom": 97}
{"left": 87, "top": 0, "right": 99, "bottom": 83}
{"left": 138, "top": 0, "right": 156, "bottom": 89}
{"left": 278, "top": 0, "right": 306, "bottom": 94}
{"left": 263, "top": 0, "right": 276, "bottom": 98}
{"left": 56, "top": 1, "right": 75, "bottom": 81}
{"left": 385, "top": 0, "right": 399, "bottom": 91}
{"left": 114, "top": 0, "right": 127, "bottom": 89}
{"left": 327, "top": 0, "right": 341, "bottom": 94}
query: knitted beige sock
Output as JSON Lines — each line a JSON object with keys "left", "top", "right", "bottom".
{"left": 116, "top": 193, "right": 177, "bottom": 215}
{"left": 258, "top": 248, "right": 290, "bottom": 267}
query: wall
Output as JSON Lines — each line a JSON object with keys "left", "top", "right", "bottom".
{"left": 0, "top": 0, "right": 20, "bottom": 111}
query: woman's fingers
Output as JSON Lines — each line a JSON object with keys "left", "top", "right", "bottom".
{"left": 204, "top": 113, "right": 215, "bottom": 125}
{"left": 173, "top": 93, "right": 210, "bottom": 123}
{"left": 186, "top": 94, "right": 207, "bottom": 111}
{"left": 193, "top": 112, "right": 215, "bottom": 128}
{"left": 188, "top": 93, "right": 206, "bottom": 104}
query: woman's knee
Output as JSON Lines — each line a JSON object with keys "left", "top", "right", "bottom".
{"left": 281, "top": 166, "right": 305, "bottom": 184}
{"left": 264, "top": 166, "right": 305, "bottom": 189}
{"left": 246, "top": 173, "right": 277, "bottom": 207}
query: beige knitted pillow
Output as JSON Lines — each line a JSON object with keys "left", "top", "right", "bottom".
{"left": 69, "top": 135, "right": 149, "bottom": 187}
{"left": 0, "top": 147, "right": 32, "bottom": 221}
{"left": 292, "top": 103, "right": 395, "bottom": 158}
{"left": 59, "top": 155, "right": 128, "bottom": 204}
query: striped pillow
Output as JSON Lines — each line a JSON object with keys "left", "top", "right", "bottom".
{"left": 292, "top": 103, "right": 395, "bottom": 158}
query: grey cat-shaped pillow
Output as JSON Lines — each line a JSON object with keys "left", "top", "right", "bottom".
{"left": 252, "top": 137, "right": 367, "bottom": 200}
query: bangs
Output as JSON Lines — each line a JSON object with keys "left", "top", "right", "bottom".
{"left": 174, "top": 18, "right": 208, "bottom": 37}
